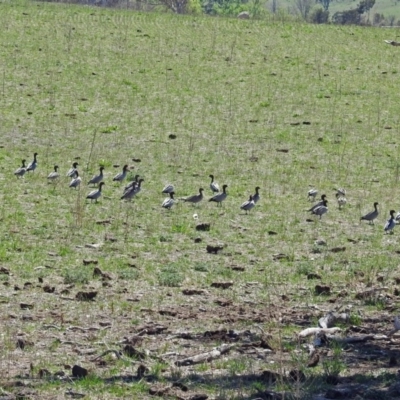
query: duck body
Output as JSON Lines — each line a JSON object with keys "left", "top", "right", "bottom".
{"left": 209, "top": 184, "right": 228, "bottom": 205}
{"left": 184, "top": 188, "right": 204, "bottom": 204}
{"left": 66, "top": 162, "right": 79, "bottom": 177}
{"left": 87, "top": 182, "right": 104, "bottom": 203}
{"left": 113, "top": 164, "right": 129, "bottom": 182}
{"left": 361, "top": 202, "right": 379, "bottom": 224}
{"left": 14, "top": 159, "right": 27, "bottom": 178}
{"left": 384, "top": 210, "right": 396, "bottom": 234}
{"left": 209, "top": 174, "right": 220, "bottom": 193}
{"left": 312, "top": 200, "right": 328, "bottom": 219}
{"left": 162, "top": 192, "right": 175, "bottom": 209}
{"left": 26, "top": 152, "right": 38, "bottom": 172}
{"left": 240, "top": 195, "right": 255, "bottom": 214}
{"left": 252, "top": 187, "right": 260, "bottom": 204}
{"left": 162, "top": 184, "right": 174, "bottom": 194}
{"left": 308, "top": 194, "right": 327, "bottom": 212}
{"left": 308, "top": 188, "right": 318, "bottom": 201}
{"left": 88, "top": 167, "right": 104, "bottom": 186}
{"left": 124, "top": 175, "right": 140, "bottom": 193}
{"left": 69, "top": 171, "right": 82, "bottom": 189}
{"left": 47, "top": 165, "right": 60, "bottom": 181}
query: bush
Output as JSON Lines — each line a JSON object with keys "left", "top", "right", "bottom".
{"left": 309, "top": 7, "right": 329, "bottom": 23}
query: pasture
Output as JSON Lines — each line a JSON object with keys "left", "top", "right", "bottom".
{"left": 1, "top": 1, "right": 400, "bottom": 398}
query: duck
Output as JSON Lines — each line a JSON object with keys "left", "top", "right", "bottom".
{"left": 240, "top": 195, "right": 255, "bottom": 214}
{"left": 123, "top": 174, "right": 140, "bottom": 193}
{"left": 14, "top": 159, "right": 27, "bottom": 178}
{"left": 209, "top": 174, "right": 220, "bottom": 193}
{"left": 69, "top": 170, "right": 82, "bottom": 189}
{"left": 113, "top": 164, "right": 129, "bottom": 182}
{"left": 308, "top": 188, "right": 318, "bottom": 201}
{"left": 162, "top": 184, "right": 174, "bottom": 194}
{"left": 209, "top": 184, "right": 228, "bottom": 206}
{"left": 361, "top": 202, "right": 379, "bottom": 224}
{"left": 395, "top": 212, "right": 400, "bottom": 222}
{"left": 253, "top": 186, "right": 260, "bottom": 204}
{"left": 26, "top": 152, "right": 38, "bottom": 172}
{"left": 308, "top": 194, "right": 327, "bottom": 212}
{"left": 336, "top": 193, "right": 347, "bottom": 209}
{"left": 162, "top": 192, "right": 175, "bottom": 210}
{"left": 66, "top": 162, "right": 79, "bottom": 177}
{"left": 47, "top": 165, "right": 60, "bottom": 181}
{"left": 121, "top": 182, "right": 137, "bottom": 201}
{"left": 384, "top": 210, "right": 396, "bottom": 234}
{"left": 88, "top": 166, "right": 104, "bottom": 186}
{"left": 183, "top": 188, "right": 204, "bottom": 205}
{"left": 121, "top": 179, "right": 144, "bottom": 201}
{"left": 86, "top": 182, "right": 105, "bottom": 203}
{"left": 312, "top": 200, "right": 328, "bottom": 219}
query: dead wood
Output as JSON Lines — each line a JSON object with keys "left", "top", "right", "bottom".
{"left": 175, "top": 344, "right": 235, "bottom": 366}
{"left": 298, "top": 327, "right": 342, "bottom": 338}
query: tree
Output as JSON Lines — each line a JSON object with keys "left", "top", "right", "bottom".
{"left": 294, "top": 0, "right": 313, "bottom": 20}
{"left": 317, "top": 0, "right": 330, "bottom": 12}
{"left": 309, "top": 7, "right": 329, "bottom": 23}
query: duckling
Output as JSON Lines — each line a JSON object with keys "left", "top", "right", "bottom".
{"left": 308, "top": 188, "right": 318, "bottom": 201}
{"left": 86, "top": 182, "right": 105, "bottom": 203}
{"left": 47, "top": 165, "right": 60, "bottom": 181}
{"left": 162, "top": 192, "right": 175, "bottom": 210}
{"left": 209, "top": 184, "right": 228, "bottom": 206}
{"left": 252, "top": 186, "right": 260, "bottom": 204}
{"left": 240, "top": 195, "right": 255, "bottom": 214}
{"left": 384, "top": 210, "right": 396, "bottom": 234}
{"left": 26, "top": 152, "right": 38, "bottom": 172}
{"left": 69, "top": 171, "right": 82, "bottom": 189}
{"left": 66, "top": 162, "right": 79, "bottom": 177}
{"left": 88, "top": 166, "right": 104, "bottom": 187}
{"left": 209, "top": 174, "right": 220, "bottom": 193}
{"left": 312, "top": 200, "right": 328, "bottom": 219}
{"left": 183, "top": 188, "right": 204, "bottom": 205}
{"left": 308, "top": 194, "right": 327, "bottom": 212}
{"left": 336, "top": 193, "right": 347, "bottom": 209}
{"left": 162, "top": 184, "right": 174, "bottom": 194}
{"left": 361, "top": 202, "right": 379, "bottom": 224}
{"left": 113, "top": 164, "right": 129, "bottom": 182}
{"left": 14, "top": 159, "right": 27, "bottom": 178}
{"left": 335, "top": 188, "right": 346, "bottom": 197}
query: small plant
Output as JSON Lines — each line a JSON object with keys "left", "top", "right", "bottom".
{"left": 63, "top": 268, "right": 91, "bottom": 285}
{"left": 322, "top": 343, "right": 346, "bottom": 378}
{"left": 158, "top": 265, "right": 183, "bottom": 287}
{"left": 118, "top": 268, "right": 139, "bottom": 281}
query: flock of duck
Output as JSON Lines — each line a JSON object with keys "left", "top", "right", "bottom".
{"left": 308, "top": 188, "right": 397, "bottom": 234}
{"left": 13, "top": 153, "right": 398, "bottom": 232}
{"left": 13, "top": 154, "right": 260, "bottom": 213}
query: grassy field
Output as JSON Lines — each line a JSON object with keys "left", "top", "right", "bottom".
{"left": 1, "top": 1, "right": 400, "bottom": 398}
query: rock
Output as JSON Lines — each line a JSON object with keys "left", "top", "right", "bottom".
{"left": 72, "top": 365, "right": 88, "bottom": 378}
{"left": 315, "top": 285, "right": 331, "bottom": 295}
{"left": 75, "top": 291, "right": 97, "bottom": 301}
{"left": 307, "top": 273, "right": 321, "bottom": 280}
{"left": 20, "top": 303, "right": 34, "bottom": 310}
{"left": 182, "top": 289, "right": 206, "bottom": 295}
{"left": 238, "top": 11, "right": 250, "bottom": 19}
{"left": 43, "top": 285, "right": 55, "bottom": 293}
{"left": 83, "top": 259, "right": 98, "bottom": 266}
{"left": 196, "top": 223, "right": 210, "bottom": 231}
{"left": 211, "top": 282, "right": 233, "bottom": 289}
{"left": 137, "top": 364, "right": 149, "bottom": 378}
{"left": 206, "top": 244, "right": 224, "bottom": 254}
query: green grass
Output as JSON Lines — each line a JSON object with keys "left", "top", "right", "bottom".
{"left": 0, "top": 0, "right": 400, "bottom": 398}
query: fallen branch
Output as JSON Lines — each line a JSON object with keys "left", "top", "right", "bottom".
{"left": 175, "top": 344, "right": 234, "bottom": 366}
{"left": 298, "top": 327, "right": 342, "bottom": 338}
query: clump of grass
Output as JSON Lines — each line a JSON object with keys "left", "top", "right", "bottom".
{"left": 63, "top": 268, "right": 92, "bottom": 285}
{"left": 158, "top": 265, "right": 183, "bottom": 287}
{"left": 118, "top": 268, "right": 139, "bottom": 281}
